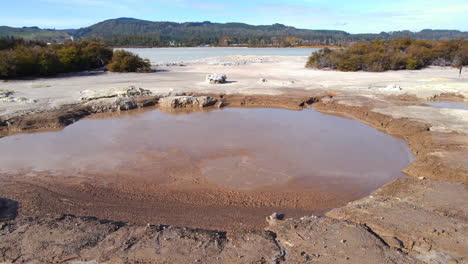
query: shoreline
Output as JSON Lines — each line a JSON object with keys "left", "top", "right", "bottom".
{"left": 113, "top": 46, "right": 333, "bottom": 49}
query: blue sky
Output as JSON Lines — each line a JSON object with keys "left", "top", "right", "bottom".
{"left": 1, "top": 0, "right": 467, "bottom": 33}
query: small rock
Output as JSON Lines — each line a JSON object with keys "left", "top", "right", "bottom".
{"left": 266, "top": 212, "right": 284, "bottom": 226}
{"left": 217, "top": 101, "right": 226, "bottom": 108}
{"left": 284, "top": 241, "right": 294, "bottom": 247}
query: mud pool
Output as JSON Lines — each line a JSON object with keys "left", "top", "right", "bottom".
{"left": 0, "top": 107, "right": 414, "bottom": 230}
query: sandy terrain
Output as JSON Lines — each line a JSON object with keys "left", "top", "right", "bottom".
{"left": 0, "top": 56, "right": 467, "bottom": 263}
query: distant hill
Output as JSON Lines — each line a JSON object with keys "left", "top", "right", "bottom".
{"left": 1, "top": 18, "right": 467, "bottom": 47}
{"left": 0, "top": 26, "right": 71, "bottom": 41}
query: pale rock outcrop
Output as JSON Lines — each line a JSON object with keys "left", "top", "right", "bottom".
{"left": 84, "top": 97, "right": 138, "bottom": 112}
{"left": 159, "top": 96, "right": 217, "bottom": 108}
{"left": 380, "top": 84, "right": 403, "bottom": 91}
{"left": 80, "top": 86, "right": 152, "bottom": 101}
{"left": 0, "top": 97, "right": 36, "bottom": 103}
{"left": 0, "top": 90, "right": 36, "bottom": 103}
{"left": 0, "top": 90, "right": 13, "bottom": 98}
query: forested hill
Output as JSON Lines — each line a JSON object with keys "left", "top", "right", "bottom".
{"left": 72, "top": 18, "right": 350, "bottom": 46}
{"left": 1, "top": 18, "right": 467, "bottom": 47}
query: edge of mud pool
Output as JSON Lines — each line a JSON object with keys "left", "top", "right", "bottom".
{"left": 0, "top": 92, "right": 467, "bottom": 264}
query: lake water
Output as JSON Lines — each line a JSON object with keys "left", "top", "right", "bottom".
{"left": 122, "top": 47, "right": 319, "bottom": 64}
{"left": 427, "top": 101, "right": 468, "bottom": 110}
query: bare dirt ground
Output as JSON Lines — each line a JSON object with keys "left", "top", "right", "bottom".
{"left": 0, "top": 56, "right": 467, "bottom": 263}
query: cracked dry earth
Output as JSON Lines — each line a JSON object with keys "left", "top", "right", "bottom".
{"left": 0, "top": 59, "right": 467, "bottom": 263}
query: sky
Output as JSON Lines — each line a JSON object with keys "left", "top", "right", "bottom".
{"left": 1, "top": 0, "right": 467, "bottom": 33}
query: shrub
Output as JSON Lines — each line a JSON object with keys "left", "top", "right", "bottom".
{"left": 81, "top": 42, "right": 113, "bottom": 68}
{"left": 0, "top": 38, "right": 113, "bottom": 79}
{"left": 337, "top": 54, "right": 362, "bottom": 71}
{"left": 306, "top": 38, "right": 467, "bottom": 72}
{"left": 57, "top": 46, "right": 81, "bottom": 71}
{"left": 38, "top": 48, "right": 61, "bottom": 75}
{"left": 108, "top": 50, "right": 152, "bottom": 73}
{"left": 405, "top": 58, "right": 419, "bottom": 70}
{"left": 0, "top": 50, "right": 16, "bottom": 78}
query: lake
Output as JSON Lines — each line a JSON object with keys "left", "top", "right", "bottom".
{"left": 122, "top": 47, "right": 319, "bottom": 64}
{"left": 427, "top": 101, "right": 468, "bottom": 110}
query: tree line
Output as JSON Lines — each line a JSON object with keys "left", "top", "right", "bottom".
{"left": 0, "top": 37, "right": 151, "bottom": 79}
{"left": 69, "top": 18, "right": 468, "bottom": 48}
{"left": 306, "top": 37, "right": 467, "bottom": 72}
{"left": 2, "top": 18, "right": 468, "bottom": 48}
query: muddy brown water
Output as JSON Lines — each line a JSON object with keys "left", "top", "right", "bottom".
{"left": 0, "top": 107, "right": 413, "bottom": 230}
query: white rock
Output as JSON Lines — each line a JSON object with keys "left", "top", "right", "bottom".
{"left": 206, "top": 74, "right": 227, "bottom": 84}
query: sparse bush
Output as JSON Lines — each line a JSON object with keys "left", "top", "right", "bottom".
{"left": 306, "top": 38, "right": 467, "bottom": 72}
{"left": 108, "top": 50, "right": 152, "bottom": 73}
